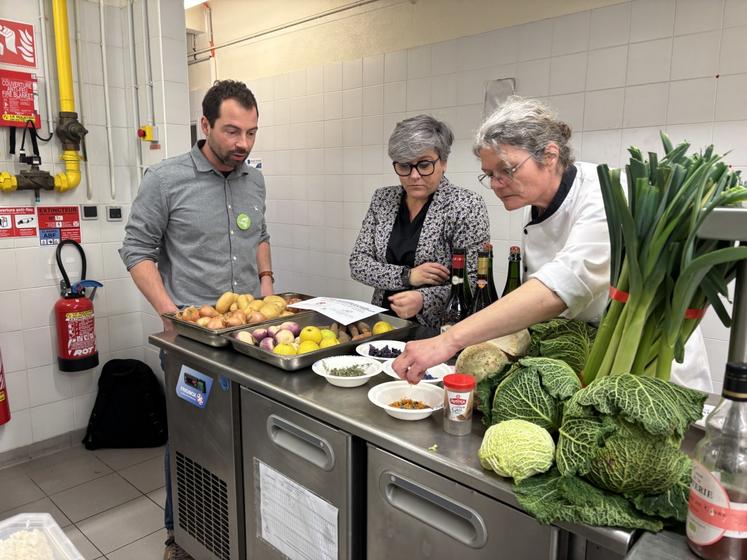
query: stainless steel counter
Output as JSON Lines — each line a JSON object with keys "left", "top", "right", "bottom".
{"left": 152, "top": 330, "right": 643, "bottom": 557}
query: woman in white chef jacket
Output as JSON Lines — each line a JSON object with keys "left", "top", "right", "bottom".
{"left": 392, "top": 96, "right": 711, "bottom": 392}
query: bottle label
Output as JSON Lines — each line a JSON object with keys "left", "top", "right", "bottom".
{"left": 687, "top": 461, "right": 747, "bottom": 545}
{"left": 451, "top": 277, "right": 463, "bottom": 285}
{"left": 476, "top": 279, "right": 487, "bottom": 288}
{"left": 444, "top": 389, "right": 473, "bottom": 421}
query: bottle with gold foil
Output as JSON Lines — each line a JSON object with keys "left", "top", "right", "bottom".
{"left": 502, "top": 245, "right": 522, "bottom": 297}
{"left": 470, "top": 249, "right": 494, "bottom": 315}
{"left": 687, "top": 362, "right": 747, "bottom": 559}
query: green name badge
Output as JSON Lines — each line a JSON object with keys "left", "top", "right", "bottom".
{"left": 236, "top": 213, "right": 251, "bottom": 230}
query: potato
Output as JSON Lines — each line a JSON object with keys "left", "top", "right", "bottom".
{"left": 263, "top": 295, "right": 287, "bottom": 312}
{"left": 229, "top": 302, "right": 239, "bottom": 312}
{"left": 279, "top": 310, "right": 294, "bottom": 317}
{"left": 248, "top": 300, "right": 265, "bottom": 312}
{"left": 196, "top": 317, "right": 211, "bottom": 327}
{"left": 215, "top": 292, "right": 236, "bottom": 314}
{"left": 237, "top": 294, "right": 254, "bottom": 310}
{"left": 199, "top": 305, "right": 219, "bottom": 318}
{"left": 259, "top": 303, "right": 281, "bottom": 319}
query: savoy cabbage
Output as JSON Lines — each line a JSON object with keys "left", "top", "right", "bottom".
{"left": 491, "top": 357, "right": 581, "bottom": 433}
{"left": 478, "top": 419, "right": 555, "bottom": 483}
{"left": 515, "top": 373, "right": 706, "bottom": 529}
{"left": 527, "top": 318, "right": 597, "bottom": 376}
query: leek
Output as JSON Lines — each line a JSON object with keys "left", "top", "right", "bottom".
{"left": 582, "top": 133, "right": 747, "bottom": 386}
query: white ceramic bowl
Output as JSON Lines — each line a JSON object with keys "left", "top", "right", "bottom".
{"left": 355, "top": 340, "right": 406, "bottom": 361}
{"left": 382, "top": 361, "right": 452, "bottom": 384}
{"left": 312, "top": 355, "right": 383, "bottom": 388}
{"left": 367, "top": 380, "right": 444, "bottom": 421}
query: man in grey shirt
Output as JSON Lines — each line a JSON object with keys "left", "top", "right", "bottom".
{"left": 120, "top": 79, "right": 273, "bottom": 314}
{"left": 119, "top": 80, "right": 272, "bottom": 560}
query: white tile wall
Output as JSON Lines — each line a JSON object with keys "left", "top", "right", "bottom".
{"left": 0, "top": 0, "right": 188, "bottom": 454}
{"left": 251, "top": 0, "right": 744, "bottom": 400}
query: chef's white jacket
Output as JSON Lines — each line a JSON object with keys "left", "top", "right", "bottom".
{"left": 522, "top": 161, "right": 712, "bottom": 392}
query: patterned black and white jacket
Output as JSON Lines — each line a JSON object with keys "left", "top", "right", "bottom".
{"left": 349, "top": 177, "right": 490, "bottom": 328}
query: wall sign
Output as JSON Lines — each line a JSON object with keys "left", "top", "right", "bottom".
{"left": 37, "top": 206, "right": 81, "bottom": 246}
{"left": 0, "top": 18, "right": 37, "bottom": 68}
{"left": 0, "top": 206, "right": 37, "bottom": 238}
{"left": 0, "top": 68, "right": 40, "bottom": 128}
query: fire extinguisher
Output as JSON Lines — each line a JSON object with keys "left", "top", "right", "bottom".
{"left": 54, "top": 240, "right": 103, "bottom": 372}
{"left": 0, "top": 347, "right": 10, "bottom": 425}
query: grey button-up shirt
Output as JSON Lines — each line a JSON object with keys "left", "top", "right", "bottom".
{"left": 119, "top": 141, "right": 270, "bottom": 307}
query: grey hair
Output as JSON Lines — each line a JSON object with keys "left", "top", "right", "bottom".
{"left": 388, "top": 114, "right": 454, "bottom": 163}
{"left": 473, "top": 96, "right": 574, "bottom": 171}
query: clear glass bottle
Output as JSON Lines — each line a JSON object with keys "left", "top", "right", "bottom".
{"left": 687, "top": 362, "right": 747, "bottom": 560}
{"left": 440, "top": 249, "right": 471, "bottom": 333}
{"left": 502, "top": 245, "right": 522, "bottom": 296}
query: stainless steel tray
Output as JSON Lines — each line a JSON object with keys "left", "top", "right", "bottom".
{"left": 224, "top": 311, "right": 416, "bottom": 371}
{"left": 162, "top": 292, "right": 314, "bottom": 347}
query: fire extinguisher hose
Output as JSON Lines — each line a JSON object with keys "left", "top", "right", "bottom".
{"left": 56, "top": 239, "right": 86, "bottom": 296}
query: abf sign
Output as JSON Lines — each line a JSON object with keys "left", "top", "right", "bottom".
{"left": 0, "top": 19, "right": 36, "bottom": 68}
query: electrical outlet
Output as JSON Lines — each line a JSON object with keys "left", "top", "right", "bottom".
{"left": 81, "top": 205, "right": 98, "bottom": 220}
{"left": 106, "top": 206, "right": 122, "bottom": 221}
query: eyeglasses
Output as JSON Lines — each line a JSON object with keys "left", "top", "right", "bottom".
{"left": 392, "top": 158, "right": 440, "bottom": 177}
{"left": 478, "top": 153, "right": 533, "bottom": 188}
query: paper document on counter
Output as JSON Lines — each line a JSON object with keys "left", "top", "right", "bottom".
{"left": 289, "top": 297, "right": 385, "bottom": 325}
{"left": 257, "top": 460, "right": 338, "bottom": 560}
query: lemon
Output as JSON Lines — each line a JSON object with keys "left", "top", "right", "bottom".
{"left": 319, "top": 337, "right": 340, "bottom": 349}
{"left": 273, "top": 343, "right": 297, "bottom": 355}
{"left": 372, "top": 321, "right": 394, "bottom": 335}
{"left": 297, "top": 340, "right": 320, "bottom": 354}
{"left": 299, "top": 325, "right": 323, "bottom": 344}
{"left": 320, "top": 329, "right": 337, "bottom": 340}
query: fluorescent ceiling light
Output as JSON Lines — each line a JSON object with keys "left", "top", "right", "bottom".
{"left": 184, "top": 0, "right": 203, "bottom": 9}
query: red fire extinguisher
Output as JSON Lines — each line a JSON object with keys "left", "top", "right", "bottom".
{"left": 54, "top": 240, "right": 103, "bottom": 372}
{"left": 0, "top": 347, "right": 10, "bottom": 425}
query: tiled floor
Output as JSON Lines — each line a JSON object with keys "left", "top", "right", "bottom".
{"left": 0, "top": 445, "right": 168, "bottom": 559}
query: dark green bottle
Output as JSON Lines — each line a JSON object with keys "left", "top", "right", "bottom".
{"left": 470, "top": 249, "right": 494, "bottom": 315}
{"left": 502, "top": 246, "right": 522, "bottom": 296}
{"left": 485, "top": 242, "right": 499, "bottom": 302}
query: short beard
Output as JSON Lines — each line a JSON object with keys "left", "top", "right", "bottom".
{"left": 207, "top": 137, "right": 244, "bottom": 169}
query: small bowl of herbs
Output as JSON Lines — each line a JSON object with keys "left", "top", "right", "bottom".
{"left": 312, "top": 355, "right": 383, "bottom": 388}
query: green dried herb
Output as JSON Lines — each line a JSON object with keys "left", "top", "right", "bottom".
{"left": 326, "top": 364, "right": 366, "bottom": 377}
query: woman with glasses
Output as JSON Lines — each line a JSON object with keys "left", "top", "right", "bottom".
{"left": 392, "top": 96, "right": 711, "bottom": 392}
{"left": 349, "top": 114, "right": 490, "bottom": 328}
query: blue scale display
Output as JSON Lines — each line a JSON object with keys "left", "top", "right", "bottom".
{"left": 176, "top": 365, "right": 213, "bottom": 409}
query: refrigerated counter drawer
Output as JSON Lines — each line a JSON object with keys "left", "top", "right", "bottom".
{"left": 367, "top": 445, "right": 561, "bottom": 559}
{"left": 241, "top": 387, "right": 363, "bottom": 559}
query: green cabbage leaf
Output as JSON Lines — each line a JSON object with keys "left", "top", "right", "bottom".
{"left": 527, "top": 318, "right": 597, "bottom": 375}
{"left": 491, "top": 357, "right": 581, "bottom": 433}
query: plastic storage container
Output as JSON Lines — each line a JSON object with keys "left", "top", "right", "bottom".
{"left": 0, "top": 513, "right": 84, "bottom": 560}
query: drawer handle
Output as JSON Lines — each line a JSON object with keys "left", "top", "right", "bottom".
{"left": 380, "top": 472, "right": 488, "bottom": 548}
{"left": 266, "top": 415, "right": 335, "bottom": 471}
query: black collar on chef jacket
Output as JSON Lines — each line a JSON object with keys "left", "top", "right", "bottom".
{"left": 527, "top": 163, "right": 578, "bottom": 226}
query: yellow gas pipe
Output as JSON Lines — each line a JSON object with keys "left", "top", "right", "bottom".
{"left": 0, "top": 0, "right": 84, "bottom": 194}
{"left": 51, "top": 0, "right": 82, "bottom": 192}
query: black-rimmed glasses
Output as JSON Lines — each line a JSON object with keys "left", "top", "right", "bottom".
{"left": 478, "top": 153, "right": 533, "bottom": 188}
{"left": 393, "top": 158, "right": 440, "bottom": 177}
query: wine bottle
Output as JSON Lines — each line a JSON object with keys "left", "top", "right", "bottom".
{"left": 440, "top": 249, "right": 471, "bottom": 333}
{"left": 484, "top": 242, "right": 499, "bottom": 302}
{"left": 470, "top": 250, "right": 494, "bottom": 315}
{"left": 502, "top": 245, "right": 522, "bottom": 296}
{"left": 687, "top": 363, "right": 747, "bottom": 560}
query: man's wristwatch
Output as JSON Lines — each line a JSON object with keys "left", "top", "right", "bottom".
{"left": 400, "top": 266, "right": 412, "bottom": 288}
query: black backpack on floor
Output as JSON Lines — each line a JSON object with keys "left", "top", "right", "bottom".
{"left": 82, "top": 359, "right": 168, "bottom": 450}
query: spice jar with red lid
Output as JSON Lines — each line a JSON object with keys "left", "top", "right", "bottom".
{"left": 442, "top": 373, "right": 475, "bottom": 436}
